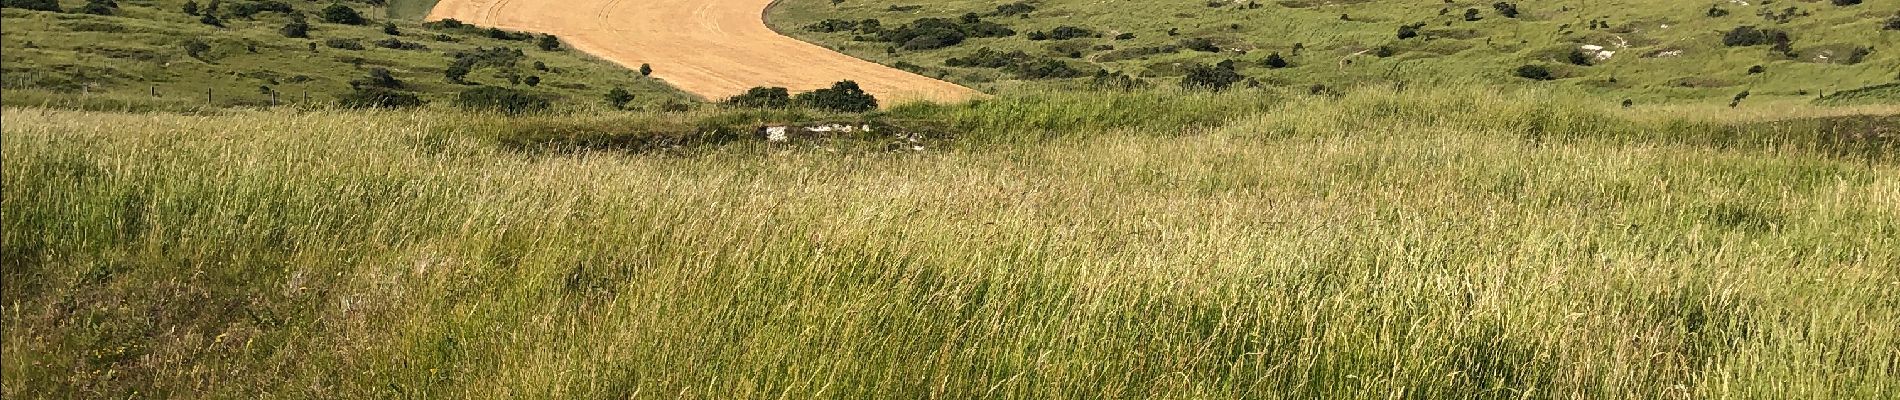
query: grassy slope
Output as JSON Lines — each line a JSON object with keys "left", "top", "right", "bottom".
{"left": 386, "top": 0, "right": 439, "bottom": 20}
{"left": 5, "top": 87, "right": 1899, "bottom": 398}
{"left": 769, "top": 0, "right": 1900, "bottom": 103}
{"left": 0, "top": 0, "right": 690, "bottom": 110}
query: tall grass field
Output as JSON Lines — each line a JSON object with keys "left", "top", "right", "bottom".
{"left": 4, "top": 87, "right": 1900, "bottom": 398}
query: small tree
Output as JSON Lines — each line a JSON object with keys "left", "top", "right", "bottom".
{"left": 1263, "top": 52, "right": 1289, "bottom": 68}
{"left": 604, "top": 87, "right": 634, "bottom": 109}
{"left": 793, "top": 81, "right": 877, "bottom": 112}
{"left": 639, "top": 63, "right": 652, "bottom": 76}
{"left": 536, "top": 34, "right": 561, "bottom": 51}
{"left": 321, "top": 3, "right": 365, "bottom": 25}
{"left": 382, "top": 22, "right": 400, "bottom": 36}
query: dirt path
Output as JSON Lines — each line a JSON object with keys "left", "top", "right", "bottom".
{"left": 426, "top": 0, "right": 983, "bottom": 104}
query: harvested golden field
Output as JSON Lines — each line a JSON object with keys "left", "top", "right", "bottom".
{"left": 426, "top": 0, "right": 983, "bottom": 104}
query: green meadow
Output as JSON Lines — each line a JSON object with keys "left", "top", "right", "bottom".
{"left": 5, "top": 86, "right": 1899, "bottom": 398}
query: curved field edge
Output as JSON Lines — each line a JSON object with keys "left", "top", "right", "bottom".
{"left": 5, "top": 86, "right": 1900, "bottom": 398}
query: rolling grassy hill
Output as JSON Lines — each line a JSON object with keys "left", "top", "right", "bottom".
{"left": 769, "top": 0, "right": 1900, "bottom": 103}
{"left": 1, "top": 0, "right": 691, "bottom": 110}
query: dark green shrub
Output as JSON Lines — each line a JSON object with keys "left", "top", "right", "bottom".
{"left": 794, "top": 81, "right": 877, "bottom": 112}
{"left": 351, "top": 68, "right": 402, "bottom": 89}
{"left": 484, "top": 27, "right": 532, "bottom": 41}
{"left": 993, "top": 2, "right": 1034, "bottom": 17}
{"left": 1046, "top": 26, "right": 1095, "bottom": 40}
{"left": 1089, "top": 69, "right": 1145, "bottom": 90}
{"left": 875, "top": 16, "right": 1014, "bottom": 50}
{"left": 604, "top": 87, "right": 634, "bottom": 109}
{"left": 383, "top": 22, "right": 400, "bottom": 35}
{"left": 1181, "top": 37, "right": 1220, "bottom": 52}
{"left": 536, "top": 34, "right": 561, "bottom": 51}
{"left": 182, "top": 39, "right": 212, "bottom": 60}
{"left": 1263, "top": 52, "right": 1289, "bottom": 68}
{"left": 457, "top": 86, "right": 551, "bottom": 115}
{"left": 79, "top": 0, "right": 116, "bottom": 15}
{"left": 1565, "top": 50, "right": 1593, "bottom": 66}
{"left": 1, "top": 0, "right": 60, "bottom": 11}
{"left": 424, "top": 18, "right": 466, "bottom": 30}
{"left": 280, "top": 19, "right": 310, "bottom": 38}
{"left": 945, "top": 47, "right": 1030, "bottom": 68}
{"left": 639, "top": 63, "right": 652, "bottom": 76}
{"left": 1179, "top": 61, "right": 1243, "bottom": 91}
{"left": 324, "top": 38, "right": 364, "bottom": 50}
{"left": 445, "top": 64, "right": 470, "bottom": 83}
{"left": 1397, "top": 23, "right": 1426, "bottom": 40}
{"left": 373, "top": 38, "right": 426, "bottom": 50}
{"left": 1007, "top": 59, "right": 1083, "bottom": 79}
{"left": 225, "top": 0, "right": 293, "bottom": 18}
{"left": 320, "top": 3, "right": 365, "bottom": 25}
{"left": 1492, "top": 2, "right": 1519, "bottom": 18}
{"left": 181, "top": 0, "right": 198, "bottom": 15}
{"left": 1722, "top": 26, "right": 1789, "bottom": 47}
{"left": 338, "top": 87, "right": 423, "bottom": 109}
{"left": 1514, "top": 64, "right": 1555, "bottom": 80}
{"left": 726, "top": 87, "right": 792, "bottom": 108}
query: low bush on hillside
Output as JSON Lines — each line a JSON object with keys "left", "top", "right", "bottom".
{"left": 1180, "top": 61, "right": 1243, "bottom": 91}
{"left": 874, "top": 15, "right": 1015, "bottom": 51}
{"left": 804, "top": 18, "right": 882, "bottom": 34}
{"left": 336, "top": 86, "right": 422, "bottom": 108}
{"left": 793, "top": 81, "right": 878, "bottom": 112}
{"left": 1006, "top": 59, "right": 1084, "bottom": 79}
{"left": 1, "top": 0, "right": 61, "bottom": 11}
{"left": 945, "top": 47, "right": 1031, "bottom": 68}
{"left": 456, "top": 86, "right": 550, "bottom": 115}
{"left": 1514, "top": 64, "right": 1555, "bottom": 80}
{"left": 324, "top": 38, "right": 364, "bottom": 50}
{"left": 726, "top": 87, "right": 792, "bottom": 108}
{"left": 992, "top": 1, "right": 1034, "bottom": 17}
{"left": 1027, "top": 26, "right": 1096, "bottom": 41}
{"left": 1722, "top": 26, "right": 1790, "bottom": 47}
{"left": 224, "top": 0, "right": 293, "bottom": 19}
{"left": 1181, "top": 37, "right": 1220, "bottom": 53}
{"left": 372, "top": 38, "right": 426, "bottom": 50}
{"left": 320, "top": 3, "right": 365, "bottom": 25}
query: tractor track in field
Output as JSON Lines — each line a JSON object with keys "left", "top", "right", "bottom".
{"left": 426, "top": 0, "right": 983, "bottom": 104}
